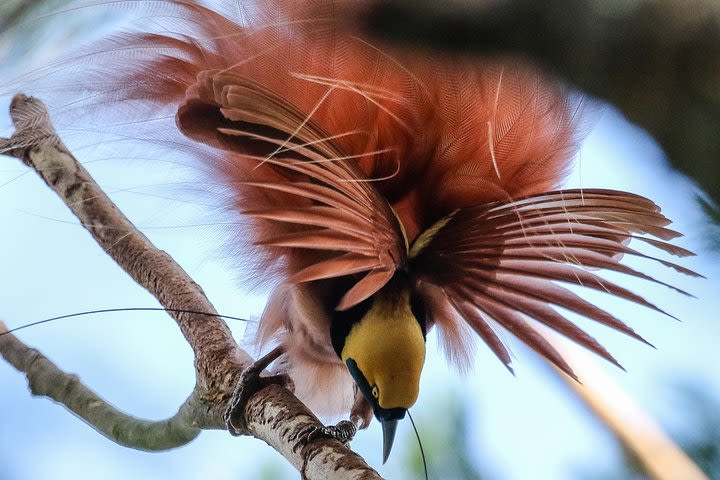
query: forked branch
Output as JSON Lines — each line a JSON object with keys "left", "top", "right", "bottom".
{"left": 0, "top": 94, "right": 381, "bottom": 480}
{"left": 0, "top": 321, "right": 201, "bottom": 451}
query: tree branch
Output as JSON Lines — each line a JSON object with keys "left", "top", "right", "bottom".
{"left": 363, "top": 0, "right": 720, "bottom": 205}
{"left": 0, "top": 320, "right": 201, "bottom": 451}
{"left": 0, "top": 94, "right": 381, "bottom": 480}
{"left": 536, "top": 328, "right": 708, "bottom": 480}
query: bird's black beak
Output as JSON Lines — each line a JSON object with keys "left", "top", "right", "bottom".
{"left": 346, "top": 359, "right": 407, "bottom": 462}
{"left": 381, "top": 418, "right": 399, "bottom": 464}
{"left": 376, "top": 407, "right": 405, "bottom": 463}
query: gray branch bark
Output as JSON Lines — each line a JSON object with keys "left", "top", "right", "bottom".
{"left": 0, "top": 94, "right": 381, "bottom": 480}
{"left": 363, "top": 0, "right": 720, "bottom": 206}
{"left": 0, "top": 321, "right": 201, "bottom": 451}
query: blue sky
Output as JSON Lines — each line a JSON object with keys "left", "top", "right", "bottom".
{"left": 1, "top": 3, "right": 718, "bottom": 479}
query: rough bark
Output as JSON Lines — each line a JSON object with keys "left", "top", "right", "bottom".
{"left": 0, "top": 94, "right": 381, "bottom": 480}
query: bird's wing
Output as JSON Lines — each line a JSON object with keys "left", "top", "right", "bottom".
{"left": 410, "top": 189, "right": 699, "bottom": 377}
{"left": 177, "top": 71, "right": 407, "bottom": 310}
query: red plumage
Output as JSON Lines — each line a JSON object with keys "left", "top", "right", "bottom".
{"left": 50, "top": 0, "right": 695, "bottom": 418}
{"left": 114, "top": 0, "right": 583, "bottom": 285}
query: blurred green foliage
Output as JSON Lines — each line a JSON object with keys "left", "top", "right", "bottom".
{"left": 668, "top": 383, "right": 720, "bottom": 479}
{"left": 0, "top": 0, "right": 118, "bottom": 80}
{"left": 698, "top": 196, "right": 720, "bottom": 251}
{"left": 0, "top": 0, "right": 74, "bottom": 35}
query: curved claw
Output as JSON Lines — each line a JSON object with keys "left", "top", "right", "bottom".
{"left": 224, "top": 346, "right": 286, "bottom": 436}
{"left": 301, "top": 419, "right": 358, "bottom": 446}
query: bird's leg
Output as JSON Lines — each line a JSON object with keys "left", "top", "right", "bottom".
{"left": 301, "top": 385, "right": 372, "bottom": 445}
{"left": 224, "top": 345, "right": 290, "bottom": 436}
{"left": 350, "top": 387, "right": 374, "bottom": 430}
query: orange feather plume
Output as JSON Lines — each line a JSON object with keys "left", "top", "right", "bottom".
{"left": 46, "top": 0, "right": 696, "bottom": 416}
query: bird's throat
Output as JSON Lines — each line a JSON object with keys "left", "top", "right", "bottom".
{"left": 341, "top": 289, "right": 426, "bottom": 410}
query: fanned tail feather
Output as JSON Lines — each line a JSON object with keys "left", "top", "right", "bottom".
{"left": 413, "top": 189, "right": 697, "bottom": 373}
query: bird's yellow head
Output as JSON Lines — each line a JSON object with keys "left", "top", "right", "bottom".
{"left": 331, "top": 273, "right": 426, "bottom": 462}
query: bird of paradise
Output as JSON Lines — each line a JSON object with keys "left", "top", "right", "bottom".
{"left": 43, "top": 0, "right": 696, "bottom": 462}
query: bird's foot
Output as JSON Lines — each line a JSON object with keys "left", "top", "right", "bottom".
{"left": 224, "top": 346, "right": 288, "bottom": 436}
{"left": 350, "top": 393, "right": 373, "bottom": 430}
{"left": 300, "top": 419, "right": 358, "bottom": 446}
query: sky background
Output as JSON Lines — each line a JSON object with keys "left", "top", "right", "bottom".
{"left": 1, "top": 2, "right": 719, "bottom": 479}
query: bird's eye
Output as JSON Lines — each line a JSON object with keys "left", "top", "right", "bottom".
{"left": 371, "top": 385, "right": 379, "bottom": 399}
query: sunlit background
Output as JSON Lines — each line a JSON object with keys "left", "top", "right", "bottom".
{"left": 1, "top": 2, "right": 719, "bottom": 479}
